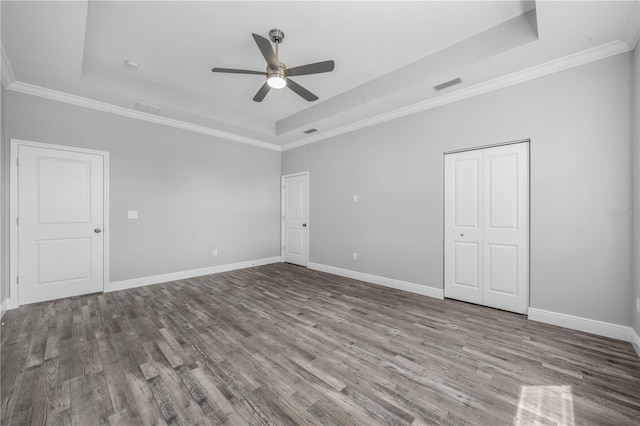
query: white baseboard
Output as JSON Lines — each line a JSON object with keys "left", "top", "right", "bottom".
{"left": 107, "top": 256, "right": 281, "bottom": 292}
{"left": 527, "top": 307, "right": 633, "bottom": 342}
{"left": 308, "top": 262, "right": 444, "bottom": 300}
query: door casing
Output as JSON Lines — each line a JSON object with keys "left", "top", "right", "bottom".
{"left": 9, "top": 139, "right": 110, "bottom": 308}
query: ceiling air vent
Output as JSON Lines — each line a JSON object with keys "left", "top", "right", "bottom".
{"left": 433, "top": 77, "right": 463, "bottom": 92}
{"left": 303, "top": 128, "right": 318, "bottom": 134}
{"left": 134, "top": 101, "right": 162, "bottom": 114}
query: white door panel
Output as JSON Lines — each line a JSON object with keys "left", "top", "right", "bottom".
{"left": 445, "top": 142, "right": 529, "bottom": 314}
{"left": 283, "top": 173, "right": 308, "bottom": 266}
{"left": 482, "top": 143, "right": 529, "bottom": 313}
{"left": 286, "top": 229, "right": 304, "bottom": 255}
{"left": 37, "top": 158, "right": 91, "bottom": 223}
{"left": 287, "top": 180, "right": 304, "bottom": 220}
{"left": 18, "top": 145, "right": 105, "bottom": 305}
{"left": 454, "top": 158, "right": 481, "bottom": 228}
{"left": 454, "top": 242, "right": 480, "bottom": 288}
{"left": 37, "top": 238, "right": 92, "bottom": 284}
{"left": 486, "top": 154, "right": 519, "bottom": 229}
{"left": 486, "top": 244, "right": 518, "bottom": 294}
{"left": 445, "top": 150, "right": 483, "bottom": 304}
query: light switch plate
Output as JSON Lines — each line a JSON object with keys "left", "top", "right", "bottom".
{"left": 353, "top": 194, "right": 358, "bottom": 203}
{"left": 128, "top": 210, "right": 138, "bottom": 219}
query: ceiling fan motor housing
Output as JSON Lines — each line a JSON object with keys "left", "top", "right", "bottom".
{"left": 268, "top": 63, "right": 287, "bottom": 78}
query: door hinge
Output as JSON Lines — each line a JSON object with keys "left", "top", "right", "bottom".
{"left": 282, "top": 215, "right": 285, "bottom": 220}
{"left": 16, "top": 276, "right": 19, "bottom": 285}
{"left": 16, "top": 217, "right": 18, "bottom": 226}
{"left": 282, "top": 185, "right": 285, "bottom": 190}
{"left": 282, "top": 246, "right": 285, "bottom": 251}
{"left": 16, "top": 158, "right": 19, "bottom": 167}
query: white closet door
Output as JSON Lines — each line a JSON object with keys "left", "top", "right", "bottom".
{"left": 482, "top": 143, "right": 529, "bottom": 314}
{"left": 444, "top": 142, "right": 529, "bottom": 314}
{"left": 444, "top": 149, "right": 483, "bottom": 304}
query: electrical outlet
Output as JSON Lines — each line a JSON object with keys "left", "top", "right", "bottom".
{"left": 213, "top": 249, "right": 218, "bottom": 257}
{"left": 353, "top": 252, "right": 358, "bottom": 260}
{"left": 127, "top": 210, "right": 138, "bottom": 219}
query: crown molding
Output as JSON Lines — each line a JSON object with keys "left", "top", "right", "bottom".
{"left": 282, "top": 40, "right": 632, "bottom": 151}
{"left": 1, "top": 45, "right": 16, "bottom": 88}
{"left": 6, "top": 81, "right": 281, "bottom": 151}
{"left": 4, "top": 39, "right": 632, "bottom": 153}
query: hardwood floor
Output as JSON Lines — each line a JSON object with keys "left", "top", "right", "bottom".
{"left": 1, "top": 263, "right": 639, "bottom": 425}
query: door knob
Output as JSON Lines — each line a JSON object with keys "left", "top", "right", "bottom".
{"left": 302, "top": 223, "right": 307, "bottom": 227}
{"left": 460, "top": 234, "right": 464, "bottom": 237}
{"left": 94, "top": 228, "right": 102, "bottom": 233}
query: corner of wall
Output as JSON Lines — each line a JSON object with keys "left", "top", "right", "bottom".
{"left": 1, "top": 82, "right": 6, "bottom": 312}
{"left": 632, "top": 327, "right": 640, "bottom": 357}
{"left": 0, "top": 298, "right": 7, "bottom": 319}
{"left": 632, "top": 43, "right": 640, "bottom": 337}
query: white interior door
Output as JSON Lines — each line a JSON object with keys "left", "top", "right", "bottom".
{"left": 482, "top": 143, "right": 529, "bottom": 313}
{"left": 444, "top": 142, "right": 529, "bottom": 314}
{"left": 18, "top": 145, "right": 105, "bottom": 305}
{"left": 282, "top": 173, "right": 309, "bottom": 266}
{"left": 444, "top": 149, "right": 483, "bottom": 304}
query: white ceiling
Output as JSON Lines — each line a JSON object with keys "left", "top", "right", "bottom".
{"left": 2, "top": 1, "right": 639, "bottom": 149}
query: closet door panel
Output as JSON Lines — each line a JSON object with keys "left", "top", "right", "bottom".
{"left": 444, "top": 150, "right": 483, "bottom": 304}
{"left": 482, "top": 143, "right": 529, "bottom": 314}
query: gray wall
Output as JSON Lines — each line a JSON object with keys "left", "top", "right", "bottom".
{"left": 633, "top": 43, "right": 640, "bottom": 337}
{"left": 3, "top": 90, "right": 281, "bottom": 301}
{"left": 3, "top": 50, "right": 636, "bottom": 330}
{"left": 283, "top": 53, "right": 634, "bottom": 327}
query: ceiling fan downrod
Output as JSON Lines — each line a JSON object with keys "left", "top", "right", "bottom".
{"left": 269, "top": 28, "right": 285, "bottom": 67}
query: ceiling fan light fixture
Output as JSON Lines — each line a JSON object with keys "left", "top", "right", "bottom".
{"left": 267, "top": 69, "right": 287, "bottom": 89}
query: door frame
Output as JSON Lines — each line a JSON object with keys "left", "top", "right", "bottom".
{"left": 9, "top": 139, "right": 110, "bottom": 308}
{"left": 281, "top": 171, "right": 310, "bottom": 266}
{"left": 442, "top": 138, "right": 531, "bottom": 312}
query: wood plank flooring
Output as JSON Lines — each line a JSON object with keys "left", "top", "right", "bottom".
{"left": 1, "top": 263, "right": 639, "bottom": 425}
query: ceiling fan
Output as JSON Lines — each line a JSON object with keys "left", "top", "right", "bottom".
{"left": 212, "top": 29, "right": 335, "bottom": 102}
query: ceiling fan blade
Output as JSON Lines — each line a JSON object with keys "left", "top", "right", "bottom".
{"left": 252, "top": 33, "right": 279, "bottom": 70}
{"left": 287, "top": 60, "right": 335, "bottom": 76}
{"left": 253, "top": 82, "right": 271, "bottom": 102}
{"left": 286, "top": 78, "right": 318, "bottom": 102}
{"left": 212, "top": 68, "right": 266, "bottom": 75}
